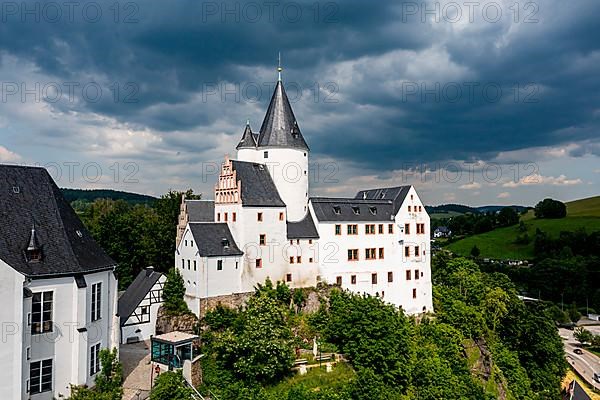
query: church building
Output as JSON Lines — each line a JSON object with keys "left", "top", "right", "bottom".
{"left": 176, "top": 66, "right": 433, "bottom": 316}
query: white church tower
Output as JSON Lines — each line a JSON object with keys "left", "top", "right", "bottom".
{"left": 236, "top": 61, "right": 310, "bottom": 222}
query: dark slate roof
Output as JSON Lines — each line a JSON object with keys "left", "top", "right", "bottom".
{"left": 231, "top": 160, "right": 285, "bottom": 207}
{"left": 354, "top": 186, "right": 411, "bottom": 215}
{"left": 310, "top": 197, "right": 395, "bottom": 222}
{"left": 188, "top": 223, "right": 244, "bottom": 257}
{"left": 186, "top": 200, "right": 214, "bottom": 222}
{"left": 0, "top": 165, "right": 116, "bottom": 278}
{"left": 287, "top": 210, "right": 319, "bottom": 239}
{"left": 257, "top": 80, "right": 309, "bottom": 151}
{"left": 118, "top": 267, "right": 163, "bottom": 326}
{"left": 236, "top": 122, "right": 258, "bottom": 149}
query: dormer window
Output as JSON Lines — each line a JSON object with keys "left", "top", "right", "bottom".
{"left": 333, "top": 206, "right": 341, "bottom": 215}
{"left": 26, "top": 225, "right": 42, "bottom": 263}
{"left": 369, "top": 206, "right": 377, "bottom": 215}
{"left": 221, "top": 238, "right": 230, "bottom": 249}
{"left": 264, "top": 151, "right": 269, "bottom": 158}
{"left": 352, "top": 206, "right": 360, "bottom": 215}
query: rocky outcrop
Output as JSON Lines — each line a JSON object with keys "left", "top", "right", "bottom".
{"left": 155, "top": 306, "right": 199, "bottom": 335}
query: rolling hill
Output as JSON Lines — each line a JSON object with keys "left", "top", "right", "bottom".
{"left": 446, "top": 196, "right": 600, "bottom": 260}
{"left": 60, "top": 188, "right": 156, "bottom": 204}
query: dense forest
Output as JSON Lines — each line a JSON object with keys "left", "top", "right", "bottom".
{"left": 192, "top": 256, "right": 566, "bottom": 400}
{"left": 74, "top": 190, "right": 198, "bottom": 289}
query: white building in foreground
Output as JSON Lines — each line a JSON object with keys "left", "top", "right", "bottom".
{"left": 176, "top": 68, "right": 433, "bottom": 316}
{"left": 0, "top": 165, "right": 119, "bottom": 399}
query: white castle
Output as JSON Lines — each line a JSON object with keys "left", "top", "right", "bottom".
{"left": 176, "top": 68, "right": 433, "bottom": 315}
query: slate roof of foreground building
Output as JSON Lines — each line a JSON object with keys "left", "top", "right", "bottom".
{"left": 188, "top": 223, "right": 244, "bottom": 257}
{"left": 0, "top": 165, "right": 116, "bottom": 278}
{"left": 231, "top": 160, "right": 286, "bottom": 207}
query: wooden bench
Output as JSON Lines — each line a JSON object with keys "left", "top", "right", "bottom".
{"left": 314, "top": 354, "right": 333, "bottom": 362}
{"left": 293, "top": 359, "right": 308, "bottom": 366}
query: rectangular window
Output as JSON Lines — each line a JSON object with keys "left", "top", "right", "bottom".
{"left": 405, "top": 246, "right": 410, "bottom": 257}
{"left": 217, "top": 260, "right": 223, "bottom": 271}
{"left": 297, "top": 256, "right": 302, "bottom": 264}
{"left": 30, "top": 359, "right": 52, "bottom": 394}
{"left": 181, "top": 259, "right": 184, "bottom": 269}
{"left": 415, "top": 269, "right": 420, "bottom": 280}
{"left": 233, "top": 212, "right": 237, "bottom": 222}
{"left": 347, "top": 249, "right": 359, "bottom": 261}
{"left": 408, "top": 205, "right": 411, "bottom": 212}
{"left": 224, "top": 212, "right": 228, "bottom": 222}
{"left": 279, "top": 212, "right": 284, "bottom": 221}
{"left": 286, "top": 273, "right": 292, "bottom": 282}
{"left": 365, "top": 248, "right": 376, "bottom": 260}
{"left": 257, "top": 212, "right": 263, "bottom": 222}
{"left": 309, "top": 257, "right": 314, "bottom": 263}
{"left": 419, "top": 206, "right": 422, "bottom": 212}
{"left": 193, "top": 260, "right": 197, "bottom": 271}
{"left": 91, "top": 283, "right": 102, "bottom": 322}
{"left": 388, "top": 224, "right": 394, "bottom": 234}
{"left": 371, "top": 273, "right": 377, "bottom": 284}
{"left": 378, "top": 224, "right": 384, "bottom": 234}
{"left": 290, "top": 256, "right": 295, "bottom": 264}
{"left": 335, "top": 224, "right": 341, "bottom": 235}
{"left": 415, "top": 246, "right": 420, "bottom": 256}
{"left": 365, "top": 224, "right": 375, "bottom": 234}
{"left": 255, "top": 259, "right": 262, "bottom": 268}
{"left": 187, "top": 260, "right": 191, "bottom": 270}
{"left": 351, "top": 275, "right": 357, "bottom": 284}
{"left": 406, "top": 270, "right": 412, "bottom": 280}
{"left": 336, "top": 276, "right": 342, "bottom": 285}
{"left": 185, "top": 240, "right": 188, "bottom": 246}
{"left": 309, "top": 239, "right": 313, "bottom": 244}
{"left": 404, "top": 223, "right": 410, "bottom": 234}
{"left": 347, "top": 224, "right": 358, "bottom": 235}
{"left": 264, "top": 151, "right": 269, "bottom": 158}
{"left": 378, "top": 248, "right": 385, "bottom": 259}
{"left": 416, "top": 223, "right": 425, "bottom": 234}
{"left": 31, "top": 291, "right": 53, "bottom": 334}
{"left": 259, "top": 234, "right": 266, "bottom": 245}
{"left": 217, "top": 213, "right": 221, "bottom": 222}
{"left": 388, "top": 272, "right": 393, "bottom": 282}
{"left": 90, "top": 343, "right": 101, "bottom": 376}
{"left": 413, "top": 288, "right": 417, "bottom": 299}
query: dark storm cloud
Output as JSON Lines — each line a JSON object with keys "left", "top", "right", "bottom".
{"left": 0, "top": 0, "right": 599, "bottom": 170}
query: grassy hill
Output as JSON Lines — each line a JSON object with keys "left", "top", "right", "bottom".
{"left": 446, "top": 196, "right": 600, "bottom": 260}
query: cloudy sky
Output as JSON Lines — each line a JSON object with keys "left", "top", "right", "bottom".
{"left": 0, "top": 0, "right": 599, "bottom": 206}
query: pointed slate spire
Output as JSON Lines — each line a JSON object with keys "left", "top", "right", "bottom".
{"left": 257, "top": 80, "right": 309, "bottom": 151}
{"left": 236, "top": 120, "right": 258, "bottom": 149}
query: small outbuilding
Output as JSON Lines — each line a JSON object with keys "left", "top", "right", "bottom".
{"left": 118, "top": 267, "right": 166, "bottom": 344}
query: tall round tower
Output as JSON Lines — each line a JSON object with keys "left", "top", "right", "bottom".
{"left": 236, "top": 65, "right": 309, "bottom": 222}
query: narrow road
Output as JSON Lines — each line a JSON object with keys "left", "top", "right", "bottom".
{"left": 559, "top": 328, "right": 600, "bottom": 391}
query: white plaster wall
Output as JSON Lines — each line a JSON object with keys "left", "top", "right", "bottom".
{"left": 262, "top": 148, "right": 309, "bottom": 222}
{"left": 177, "top": 226, "right": 243, "bottom": 317}
{"left": 23, "top": 269, "right": 117, "bottom": 399}
{"left": 238, "top": 206, "right": 288, "bottom": 292}
{"left": 237, "top": 147, "right": 309, "bottom": 222}
{"left": 310, "top": 186, "right": 433, "bottom": 315}
{"left": 0, "top": 260, "right": 25, "bottom": 400}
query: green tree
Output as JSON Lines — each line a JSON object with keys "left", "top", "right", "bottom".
{"left": 574, "top": 327, "right": 594, "bottom": 345}
{"left": 69, "top": 348, "right": 122, "bottom": 399}
{"left": 213, "top": 289, "right": 295, "bottom": 383}
{"left": 483, "top": 287, "right": 510, "bottom": 333}
{"left": 534, "top": 198, "right": 566, "bottom": 219}
{"left": 163, "top": 268, "right": 190, "bottom": 315}
{"left": 497, "top": 207, "right": 519, "bottom": 227}
{"left": 150, "top": 371, "right": 193, "bottom": 400}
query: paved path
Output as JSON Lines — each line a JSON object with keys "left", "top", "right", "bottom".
{"left": 560, "top": 328, "right": 600, "bottom": 391}
{"left": 120, "top": 341, "right": 153, "bottom": 400}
